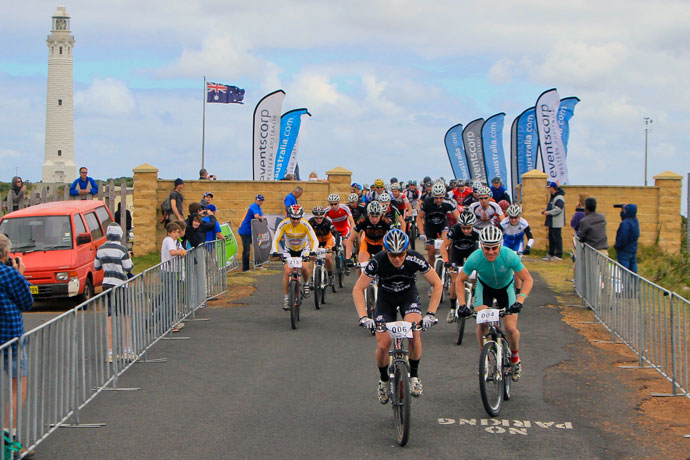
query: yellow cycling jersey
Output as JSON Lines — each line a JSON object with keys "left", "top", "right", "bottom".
{"left": 271, "top": 218, "right": 319, "bottom": 253}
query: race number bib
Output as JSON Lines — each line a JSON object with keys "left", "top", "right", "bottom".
{"left": 386, "top": 321, "right": 413, "bottom": 339}
{"left": 287, "top": 257, "right": 303, "bottom": 269}
{"left": 434, "top": 239, "right": 443, "bottom": 250}
{"left": 476, "top": 309, "right": 500, "bottom": 324}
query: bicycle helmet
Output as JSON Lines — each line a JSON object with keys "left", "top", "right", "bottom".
{"left": 390, "top": 183, "right": 401, "bottom": 191}
{"left": 367, "top": 201, "right": 384, "bottom": 216}
{"left": 351, "top": 182, "right": 363, "bottom": 191}
{"left": 449, "top": 179, "right": 457, "bottom": 188}
{"left": 327, "top": 193, "right": 340, "bottom": 203}
{"left": 423, "top": 176, "right": 432, "bottom": 184}
{"left": 477, "top": 185, "right": 492, "bottom": 197}
{"left": 431, "top": 182, "right": 446, "bottom": 197}
{"left": 383, "top": 229, "right": 409, "bottom": 253}
{"left": 480, "top": 225, "right": 503, "bottom": 246}
{"left": 348, "top": 193, "right": 359, "bottom": 203}
{"left": 506, "top": 204, "right": 522, "bottom": 217}
{"left": 408, "top": 179, "right": 417, "bottom": 186}
{"left": 458, "top": 212, "right": 477, "bottom": 226}
{"left": 288, "top": 204, "right": 304, "bottom": 219}
{"left": 390, "top": 177, "right": 398, "bottom": 184}
{"left": 312, "top": 206, "right": 326, "bottom": 216}
{"left": 378, "top": 193, "right": 391, "bottom": 203}
{"left": 374, "top": 178, "right": 385, "bottom": 188}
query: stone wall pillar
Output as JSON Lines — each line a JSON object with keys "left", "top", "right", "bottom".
{"left": 326, "top": 167, "right": 352, "bottom": 201}
{"left": 654, "top": 171, "right": 683, "bottom": 253}
{"left": 520, "top": 170, "right": 549, "bottom": 251}
{"left": 132, "top": 163, "right": 159, "bottom": 256}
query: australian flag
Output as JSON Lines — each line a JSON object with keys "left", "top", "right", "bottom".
{"left": 207, "top": 82, "right": 245, "bottom": 104}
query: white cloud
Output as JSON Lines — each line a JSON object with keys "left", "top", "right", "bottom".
{"left": 74, "top": 78, "right": 136, "bottom": 116}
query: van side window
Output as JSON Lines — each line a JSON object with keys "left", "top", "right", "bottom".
{"left": 95, "top": 206, "right": 113, "bottom": 230}
{"left": 74, "top": 214, "right": 87, "bottom": 236}
{"left": 84, "top": 212, "right": 104, "bottom": 240}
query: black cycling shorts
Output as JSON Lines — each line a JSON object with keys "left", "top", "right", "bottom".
{"left": 424, "top": 224, "right": 448, "bottom": 243}
{"left": 475, "top": 278, "right": 515, "bottom": 309}
{"left": 374, "top": 288, "right": 423, "bottom": 323}
{"left": 449, "top": 249, "right": 473, "bottom": 267}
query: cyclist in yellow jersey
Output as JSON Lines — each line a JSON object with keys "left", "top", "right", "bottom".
{"left": 271, "top": 205, "right": 319, "bottom": 309}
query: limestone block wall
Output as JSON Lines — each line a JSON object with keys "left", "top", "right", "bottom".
{"left": 133, "top": 165, "right": 353, "bottom": 256}
{"left": 521, "top": 170, "right": 682, "bottom": 253}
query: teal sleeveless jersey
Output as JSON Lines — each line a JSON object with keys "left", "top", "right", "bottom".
{"left": 461, "top": 246, "right": 524, "bottom": 288}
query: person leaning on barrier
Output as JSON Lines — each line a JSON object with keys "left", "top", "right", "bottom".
{"left": 238, "top": 194, "right": 265, "bottom": 271}
{"left": 614, "top": 204, "right": 640, "bottom": 273}
{"left": 578, "top": 197, "right": 608, "bottom": 254}
{"left": 69, "top": 166, "right": 98, "bottom": 197}
{"left": 0, "top": 233, "right": 33, "bottom": 434}
{"left": 184, "top": 203, "right": 218, "bottom": 249}
{"left": 161, "top": 222, "right": 187, "bottom": 333}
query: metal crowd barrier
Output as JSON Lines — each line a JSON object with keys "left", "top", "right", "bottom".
{"left": 574, "top": 241, "right": 689, "bottom": 399}
{"left": 1, "top": 241, "right": 228, "bottom": 458}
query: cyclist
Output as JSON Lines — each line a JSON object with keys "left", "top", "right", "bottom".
{"left": 404, "top": 180, "right": 421, "bottom": 210}
{"left": 355, "top": 201, "right": 393, "bottom": 267}
{"left": 455, "top": 225, "right": 534, "bottom": 381}
{"left": 368, "top": 179, "right": 387, "bottom": 202}
{"left": 441, "top": 212, "right": 480, "bottom": 322}
{"left": 351, "top": 183, "right": 369, "bottom": 205}
{"left": 348, "top": 193, "right": 367, "bottom": 223}
{"left": 417, "top": 182, "right": 459, "bottom": 264}
{"left": 469, "top": 185, "right": 505, "bottom": 229}
{"left": 390, "top": 183, "right": 411, "bottom": 219}
{"left": 500, "top": 204, "right": 534, "bottom": 293}
{"left": 420, "top": 180, "right": 433, "bottom": 201}
{"left": 378, "top": 193, "right": 405, "bottom": 229}
{"left": 271, "top": 204, "right": 319, "bottom": 309}
{"left": 308, "top": 206, "right": 336, "bottom": 284}
{"left": 325, "top": 193, "right": 356, "bottom": 266}
{"left": 353, "top": 229, "right": 441, "bottom": 402}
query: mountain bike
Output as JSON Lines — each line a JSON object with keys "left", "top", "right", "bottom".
{"left": 374, "top": 320, "right": 423, "bottom": 447}
{"left": 333, "top": 239, "right": 346, "bottom": 289}
{"left": 452, "top": 265, "right": 474, "bottom": 346}
{"left": 361, "top": 261, "right": 378, "bottom": 322}
{"left": 475, "top": 308, "right": 514, "bottom": 416}
{"left": 406, "top": 210, "right": 418, "bottom": 250}
{"left": 312, "top": 248, "right": 330, "bottom": 309}
{"left": 430, "top": 239, "right": 447, "bottom": 303}
{"left": 283, "top": 255, "right": 310, "bottom": 330}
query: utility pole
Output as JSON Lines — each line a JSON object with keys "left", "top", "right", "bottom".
{"left": 644, "top": 117, "right": 652, "bottom": 186}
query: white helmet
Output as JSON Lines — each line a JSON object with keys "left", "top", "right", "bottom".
{"left": 480, "top": 225, "right": 503, "bottom": 246}
{"left": 378, "top": 193, "right": 391, "bottom": 203}
{"left": 458, "top": 212, "right": 477, "bottom": 226}
{"left": 327, "top": 193, "right": 340, "bottom": 203}
{"left": 367, "top": 201, "right": 384, "bottom": 216}
{"left": 348, "top": 193, "right": 359, "bottom": 203}
{"left": 431, "top": 182, "right": 446, "bottom": 197}
{"left": 390, "top": 183, "right": 401, "bottom": 191}
{"left": 506, "top": 204, "right": 522, "bottom": 218}
{"left": 477, "top": 185, "right": 492, "bottom": 197}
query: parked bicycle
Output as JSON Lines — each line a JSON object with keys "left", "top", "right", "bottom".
{"left": 475, "top": 307, "right": 514, "bottom": 416}
{"left": 374, "top": 319, "right": 424, "bottom": 446}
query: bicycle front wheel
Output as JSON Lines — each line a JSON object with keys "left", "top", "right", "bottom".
{"left": 313, "top": 266, "right": 322, "bottom": 310}
{"left": 409, "top": 224, "right": 417, "bottom": 250}
{"left": 479, "top": 341, "right": 504, "bottom": 417}
{"left": 433, "top": 259, "right": 445, "bottom": 303}
{"left": 392, "top": 361, "right": 411, "bottom": 446}
{"left": 455, "top": 316, "right": 466, "bottom": 345}
{"left": 288, "top": 279, "right": 299, "bottom": 329}
{"left": 337, "top": 254, "right": 345, "bottom": 287}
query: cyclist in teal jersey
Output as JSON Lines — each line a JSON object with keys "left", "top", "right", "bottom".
{"left": 455, "top": 225, "right": 533, "bottom": 381}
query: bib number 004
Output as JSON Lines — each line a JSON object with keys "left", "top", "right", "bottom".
{"left": 476, "top": 309, "right": 500, "bottom": 324}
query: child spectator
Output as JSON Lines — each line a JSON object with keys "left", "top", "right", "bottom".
{"left": 161, "top": 222, "right": 187, "bottom": 332}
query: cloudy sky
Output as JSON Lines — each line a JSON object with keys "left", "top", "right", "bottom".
{"left": 1, "top": 1, "right": 687, "bottom": 208}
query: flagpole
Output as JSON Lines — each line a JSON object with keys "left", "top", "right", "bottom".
{"left": 202, "top": 76, "right": 206, "bottom": 169}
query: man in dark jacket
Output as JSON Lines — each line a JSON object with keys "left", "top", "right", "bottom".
{"left": 490, "top": 177, "right": 511, "bottom": 204}
{"left": 614, "top": 204, "right": 640, "bottom": 273}
{"left": 541, "top": 182, "right": 566, "bottom": 260}
{"left": 184, "top": 203, "right": 218, "bottom": 248}
{"left": 578, "top": 197, "right": 608, "bottom": 253}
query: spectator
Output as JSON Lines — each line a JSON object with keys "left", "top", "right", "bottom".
{"left": 490, "top": 177, "right": 511, "bottom": 204}
{"left": 570, "top": 193, "right": 589, "bottom": 233}
{"left": 69, "top": 167, "right": 98, "bottom": 197}
{"left": 184, "top": 203, "right": 217, "bottom": 249}
{"left": 284, "top": 186, "right": 303, "bottom": 216}
{"left": 203, "top": 205, "right": 224, "bottom": 242}
{"left": 7, "top": 176, "right": 26, "bottom": 212}
{"left": 578, "top": 197, "right": 608, "bottom": 254}
{"left": 200, "top": 192, "right": 214, "bottom": 209}
{"left": 309, "top": 171, "right": 318, "bottom": 181}
{"left": 0, "top": 233, "right": 33, "bottom": 433}
{"left": 541, "top": 181, "right": 566, "bottom": 261}
{"left": 169, "top": 178, "right": 185, "bottom": 222}
{"left": 161, "top": 222, "right": 187, "bottom": 332}
{"left": 94, "top": 223, "right": 133, "bottom": 362}
{"left": 114, "top": 202, "right": 132, "bottom": 241}
{"left": 238, "top": 194, "right": 265, "bottom": 271}
{"left": 199, "top": 168, "right": 216, "bottom": 180}
{"left": 614, "top": 204, "right": 640, "bottom": 272}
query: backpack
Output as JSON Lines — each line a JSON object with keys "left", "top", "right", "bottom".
{"left": 160, "top": 196, "right": 172, "bottom": 224}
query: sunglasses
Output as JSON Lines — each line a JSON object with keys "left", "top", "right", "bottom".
{"left": 388, "top": 252, "right": 407, "bottom": 259}
{"left": 479, "top": 197, "right": 490, "bottom": 200}
{"left": 482, "top": 245, "right": 500, "bottom": 252}
{"left": 329, "top": 203, "right": 338, "bottom": 206}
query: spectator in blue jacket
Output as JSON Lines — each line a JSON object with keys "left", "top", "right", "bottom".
{"left": 69, "top": 167, "right": 98, "bottom": 197}
{"left": 284, "top": 186, "right": 303, "bottom": 216}
{"left": 490, "top": 177, "right": 511, "bottom": 204}
{"left": 614, "top": 203, "right": 640, "bottom": 273}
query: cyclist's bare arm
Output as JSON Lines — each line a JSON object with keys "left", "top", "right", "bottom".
{"left": 422, "top": 269, "right": 442, "bottom": 314}
{"left": 352, "top": 272, "right": 374, "bottom": 318}
{"left": 441, "top": 234, "right": 452, "bottom": 262}
{"left": 514, "top": 267, "right": 533, "bottom": 299}
{"left": 416, "top": 210, "right": 425, "bottom": 235}
{"left": 455, "top": 270, "right": 469, "bottom": 305}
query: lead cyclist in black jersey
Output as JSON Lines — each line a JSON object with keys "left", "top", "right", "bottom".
{"left": 353, "top": 229, "right": 442, "bottom": 403}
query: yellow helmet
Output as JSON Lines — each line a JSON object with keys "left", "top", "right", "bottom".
{"left": 374, "top": 179, "right": 385, "bottom": 188}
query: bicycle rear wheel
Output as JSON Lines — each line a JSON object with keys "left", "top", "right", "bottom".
{"left": 501, "top": 338, "right": 512, "bottom": 401}
{"left": 288, "top": 279, "right": 299, "bottom": 329}
{"left": 409, "top": 223, "right": 417, "bottom": 250}
{"left": 479, "top": 341, "right": 504, "bottom": 417}
{"left": 392, "top": 361, "right": 411, "bottom": 446}
{"left": 433, "top": 259, "right": 445, "bottom": 303}
{"left": 337, "top": 254, "right": 345, "bottom": 288}
{"left": 313, "top": 266, "right": 322, "bottom": 310}
{"left": 455, "top": 317, "right": 466, "bottom": 345}
{"left": 331, "top": 260, "right": 337, "bottom": 294}
{"left": 321, "top": 268, "right": 327, "bottom": 305}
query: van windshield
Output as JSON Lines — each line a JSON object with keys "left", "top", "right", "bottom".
{"left": 0, "top": 216, "right": 73, "bottom": 252}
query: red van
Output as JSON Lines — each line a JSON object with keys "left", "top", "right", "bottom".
{"left": 0, "top": 200, "right": 114, "bottom": 301}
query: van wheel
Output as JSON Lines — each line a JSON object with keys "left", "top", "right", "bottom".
{"left": 78, "top": 278, "right": 94, "bottom": 303}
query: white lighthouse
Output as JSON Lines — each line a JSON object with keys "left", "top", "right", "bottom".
{"left": 42, "top": 6, "right": 76, "bottom": 184}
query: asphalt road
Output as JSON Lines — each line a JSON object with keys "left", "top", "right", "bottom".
{"left": 33, "top": 267, "right": 652, "bottom": 459}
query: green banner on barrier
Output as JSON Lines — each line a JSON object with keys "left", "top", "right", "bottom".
{"left": 220, "top": 223, "right": 238, "bottom": 267}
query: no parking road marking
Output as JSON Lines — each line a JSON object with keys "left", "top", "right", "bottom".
{"left": 438, "top": 418, "right": 574, "bottom": 435}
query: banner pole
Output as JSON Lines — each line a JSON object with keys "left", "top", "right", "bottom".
{"left": 202, "top": 76, "right": 206, "bottom": 170}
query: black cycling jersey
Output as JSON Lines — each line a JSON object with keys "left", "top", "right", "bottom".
{"left": 308, "top": 216, "right": 335, "bottom": 238}
{"left": 446, "top": 223, "right": 480, "bottom": 262}
{"left": 420, "top": 196, "right": 456, "bottom": 226}
{"left": 349, "top": 203, "right": 367, "bottom": 223}
{"left": 356, "top": 216, "right": 393, "bottom": 243}
{"left": 384, "top": 206, "right": 402, "bottom": 226}
{"left": 364, "top": 249, "right": 431, "bottom": 294}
